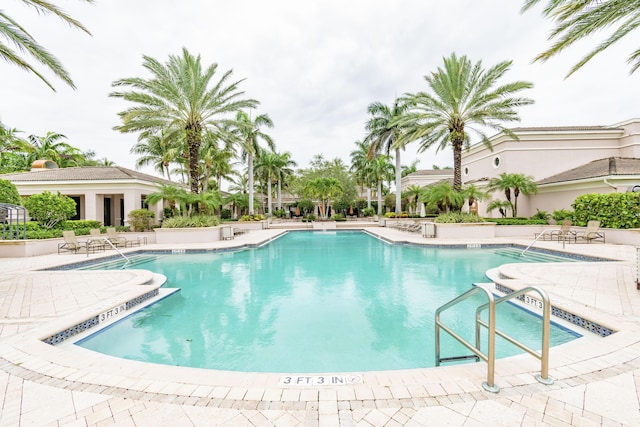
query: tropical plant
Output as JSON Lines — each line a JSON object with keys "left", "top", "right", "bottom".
{"left": 254, "top": 149, "right": 281, "bottom": 215}
{"left": 403, "top": 184, "right": 423, "bottom": 215}
{"left": 145, "top": 184, "right": 189, "bottom": 217}
{"left": 487, "top": 172, "right": 538, "bottom": 217}
{"left": 111, "top": 48, "right": 258, "bottom": 195}
{"left": 1, "top": 1, "right": 92, "bottom": 90}
{"left": 435, "top": 212, "right": 485, "bottom": 223}
{"left": 22, "top": 191, "right": 76, "bottom": 229}
{"left": 522, "top": 0, "right": 640, "bottom": 77}
{"left": 401, "top": 159, "right": 420, "bottom": 178}
{"left": 366, "top": 154, "right": 394, "bottom": 216}
{"left": 302, "top": 177, "right": 343, "bottom": 219}
{"left": 393, "top": 53, "right": 534, "bottom": 192}
{"left": 130, "top": 129, "right": 181, "bottom": 180}
{"left": 552, "top": 209, "right": 573, "bottom": 221}
{"left": 461, "top": 183, "right": 490, "bottom": 215}
{"left": 223, "top": 192, "right": 249, "bottom": 219}
{"left": 0, "top": 179, "right": 20, "bottom": 204}
{"left": 234, "top": 110, "right": 275, "bottom": 214}
{"left": 349, "top": 140, "right": 374, "bottom": 208}
{"left": 27, "top": 132, "right": 84, "bottom": 167}
{"left": 161, "top": 214, "right": 220, "bottom": 228}
{"left": 572, "top": 192, "right": 640, "bottom": 228}
{"left": 364, "top": 99, "right": 408, "bottom": 214}
{"left": 420, "top": 181, "right": 464, "bottom": 213}
{"left": 273, "top": 151, "right": 297, "bottom": 210}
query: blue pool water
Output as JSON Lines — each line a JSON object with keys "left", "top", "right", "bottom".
{"left": 76, "top": 231, "right": 580, "bottom": 372}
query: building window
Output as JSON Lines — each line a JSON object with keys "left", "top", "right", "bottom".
{"left": 463, "top": 166, "right": 469, "bottom": 176}
{"left": 493, "top": 155, "right": 501, "bottom": 168}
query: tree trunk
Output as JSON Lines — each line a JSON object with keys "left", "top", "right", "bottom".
{"left": 277, "top": 180, "right": 282, "bottom": 209}
{"left": 267, "top": 179, "right": 272, "bottom": 215}
{"left": 452, "top": 139, "right": 463, "bottom": 192}
{"left": 395, "top": 148, "right": 402, "bottom": 214}
{"left": 248, "top": 152, "right": 255, "bottom": 215}
{"left": 377, "top": 181, "right": 383, "bottom": 216}
{"left": 186, "top": 122, "right": 202, "bottom": 195}
{"left": 367, "top": 188, "right": 372, "bottom": 209}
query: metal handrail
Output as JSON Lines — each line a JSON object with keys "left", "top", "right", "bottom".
{"left": 435, "top": 284, "right": 554, "bottom": 393}
{"left": 521, "top": 228, "right": 556, "bottom": 256}
{"left": 435, "top": 285, "right": 499, "bottom": 393}
{"left": 476, "top": 286, "right": 554, "bottom": 386}
{"left": 98, "top": 237, "right": 131, "bottom": 268}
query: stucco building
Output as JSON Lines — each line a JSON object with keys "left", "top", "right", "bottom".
{"left": 0, "top": 165, "right": 172, "bottom": 226}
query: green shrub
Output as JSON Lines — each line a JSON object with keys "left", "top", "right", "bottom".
{"left": 436, "top": 213, "right": 486, "bottom": 223}
{"left": 384, "top": 212, "right": 397, "bottom": 218}
{"left": 239, "top": 214, "right": 265, "bottom": 222}
{"left": 552, "top": 209, "right": 573, "bottom": 221}
{"left": 333, "top": 213, "right": 346, "bottom": 221}
{"left": 128, "top": 208, "right": 155, "bottom": 231}
{"left": 22, "top": 191, "right": 76, "bottom": 229}
{"left": 273, "top": 208, "right": 286, "bottom": 218}
{"left": 572, "top": 192, "right": 640, "bottom": 228}
{"left": 531, "top": 209, "right": 551, "bottom": 221}
{"left": 306, "top": 214, "right": 316, "bottom": 222}
{"left": 161, "top": 214, "right": 220, "bottom": 228}
{"left": 0, "top": 179, "right": 20, "bottom": 204}
{"left": 490, "top": 218, "right": 548, "bottom": 225}
{"left": 61, "top": 220, "right": 102, "bottom": 231}
{"left": 362, "top": 207, "right": 375, "bottom": 217}
{"left": 220, "top": 208, "right": 232, "bottom": 220}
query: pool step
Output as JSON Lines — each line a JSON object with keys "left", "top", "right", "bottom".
{"left": 492, "top": 248, "right": 569, "bottom": 263}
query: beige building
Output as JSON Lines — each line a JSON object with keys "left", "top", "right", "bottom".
{"left": 403, "top": 118, "right": 640, "bottom": 217}
{"left": 0, "top": 165, "right": 173, "bottom": 226}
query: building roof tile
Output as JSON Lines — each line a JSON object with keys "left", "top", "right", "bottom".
{"left": 537, "top": 157, "right": 640, "bottom": 185}
{"left": 0, "top": 166, "right": 174, "bottom": 185}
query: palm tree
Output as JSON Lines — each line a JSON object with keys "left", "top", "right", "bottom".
{"left": 393, "top": 53, "right": 534, "bottom": 192}
{"left": 199, "top": 130, "right": 237, "bottom": 192}
{"left": 461, "top": 184, "right": 489, "bottom": 215}
{"left": 146, "top": 184, "right": 189, "bottom": 217}
{"left": 487, "top": 173, "right": 538, "bottom": 217}
{"left": 234, "top": 111, "right": 275, "bottom": 215}
{"left": 522, "top": 0, "right": 640, "bottom": 77}
{"left": 349, "top": 140, "right": 373, "bottom": 209}
{"left": 403, "top": 184, "right": 423, "bottom": 215}
{"left": 421, "top": 181, "right": 464, "bottom": 213}
{"left": 27, "top": 132, "right": 83, "bottom": 167}
{"left": 111, "top": 48, "right": 257, "bottom": 195}
{"left": 401, "top": 159, "right": 420, "bottom": 178}
{"left": 223, "top": 192, "right": 249, "bottom": 218}
{"left": 254, "top": 149, "right": 281, "bottom": 215}
{"left": 130, "top": 130, "right": 181, "bottom": 181}
{"left": 366, "top": 155, "right": 395, "bottom": 216}
{"left": 364, "top": 99, "right": 408, "bottom": 214}
{"left": 1, "top": 1, "right": 92, "bottom": 90}
{"left": 273, "top": 151, "right": 297, "bottom": 210}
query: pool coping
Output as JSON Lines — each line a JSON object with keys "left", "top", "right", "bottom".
{"left": 1, "top": 227, "right": 640, "bottom": 424}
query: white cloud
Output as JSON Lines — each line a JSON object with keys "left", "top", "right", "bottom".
{"left": 1, "top": 0, "right": 638, "bottom": 178}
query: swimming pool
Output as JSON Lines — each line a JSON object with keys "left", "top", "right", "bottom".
{"left": 76, "top": 231, "right": 580, "bottom": 372}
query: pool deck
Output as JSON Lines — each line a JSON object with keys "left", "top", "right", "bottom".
{"left": 1, "top": 226, "right": 639, "bottom": 426}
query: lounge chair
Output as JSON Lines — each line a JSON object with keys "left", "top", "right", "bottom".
{"left": 574, "top": 220, "right": 605, "bottom": 243}
{"left": 549, "top": 220, "right": 576, "bottom": 242}
{"left": 106, "top": 227, "right": 140, "bottom": 248}
{"left": 58, "top": 230, "right": 104, "bottom": 254}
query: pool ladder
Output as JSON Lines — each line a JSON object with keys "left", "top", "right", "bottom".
{"left": 435, "top": 284, "right": 554, "bottom": 393}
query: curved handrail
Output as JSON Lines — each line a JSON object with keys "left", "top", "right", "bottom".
{"left": 435, "top": 284, "right": 498, "bottom": 393}
{"left": 476, "top": 286, "right": 553, "bottom": 385}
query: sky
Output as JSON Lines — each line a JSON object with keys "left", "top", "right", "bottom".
{"left": 1, "top": 1, "right": 639, "bottom": 183}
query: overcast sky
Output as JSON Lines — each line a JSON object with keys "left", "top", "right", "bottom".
{"left": 1, "top": 1, "right": 638, "bottom": 180}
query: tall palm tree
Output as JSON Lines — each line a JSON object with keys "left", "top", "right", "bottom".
{"left": 364, "top": 99, "right": 408, "bottom": 214}
{"left": 461, "top": 183, "right": 489, "bottom": 215}
{"left": 273, "top": 151, "right": 297, "bottom": 210}
{"left": 393, "top": 53, "right": 534, "bottom": 192}
{"left": 522, "top": 0, "right": 640, "bottom": 77}
{"left": 366, "top": 154, "right": 395, "bottom": 216}
{"left": 111, "top": 48, "right": 257, "bottom": 195}
{"left": 199, "top": 130, "right": 237, "bottom": 192}
{"left": 234, "top": 110, "right": 275, "bottom": 215}
{"left": 421, "top": 181, "right": 464, "bottom": 213}
{"left": 349, "top": 140, "right": 373, "bottom": 208}
{"left": 1, "top": 1, "right": 93, "bottom": 90}
{"left": 254, "top": 149, "right": 281, "bottom": 215}
{"left": 487, "top": 172, "right": 538, "bottom": 217}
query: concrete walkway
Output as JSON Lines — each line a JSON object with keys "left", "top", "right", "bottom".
{"left": 1, "top": 227, "right": 639, "bottom": 426}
